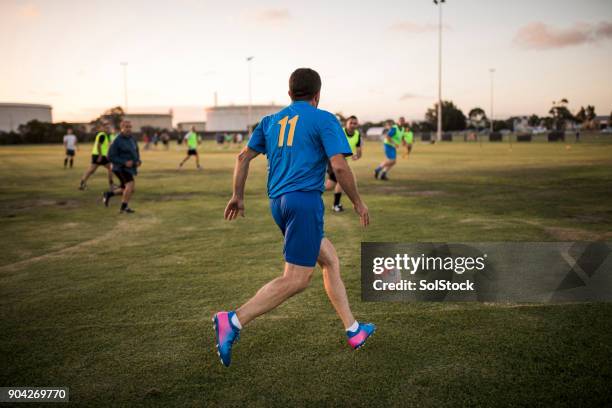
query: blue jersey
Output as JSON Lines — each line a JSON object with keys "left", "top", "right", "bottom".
{"left": 248, "top": 101, "right": 352, "bottom": 198}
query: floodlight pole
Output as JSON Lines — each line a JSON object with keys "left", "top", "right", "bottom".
{"left": 247, "top": 56, "right": 254, "bottom": 135}
{"left": 435, "top": 0, "right": 444, "bottom": 142}
{"left": 489, "top": 68, "right": 495, "bottom": 134}
{"left": 121, "top": 62, "right": 128, "bottom": 112}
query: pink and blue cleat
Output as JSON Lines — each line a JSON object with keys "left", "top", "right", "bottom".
{"left": 347, "top": 322, "right": 376, "bottom": 350}
{"left": 212, "top": 311, "right": 241, "bottom": 367}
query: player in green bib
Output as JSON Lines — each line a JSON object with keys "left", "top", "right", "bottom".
{"left": 402, "top": 126, "right": 414, "bottom": 158}
{"left": 326, "top": 115, "right": 362, "bottom": 212}
{"left": 79, "top": 121, "right": 115, "bottom": 190}
{"left": 374, "top": 117, "right": 408, "bottom": 181}
{"left": 178, "top": 126, "right": 202, "bottom": 170}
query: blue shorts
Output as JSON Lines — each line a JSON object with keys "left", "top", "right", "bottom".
{"left": 384, "top": 144, "right": 397, "bottom": 160}
{"left": 270, "top": 191, "right": 324, "bottom": 267}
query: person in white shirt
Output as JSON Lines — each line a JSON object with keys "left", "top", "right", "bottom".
{"left": 63, "top": 128, "right": 78, "bottom": 169}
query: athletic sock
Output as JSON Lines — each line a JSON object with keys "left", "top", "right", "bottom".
{"left": 333, "top": 192, "right": 342, "bottom": 206}
{"left": 120, "top": 202, "right": 128, "bottom": 210}
{"left": 64, "top": 159, "right": 68, "bottom": 167}
{"left": 346, "top": 321, "right": 359, "bottom": 333}
{"left": 375, "top": 165, "right": 382, "bottom": 172}
{"left": 107, "top": 191, "right": 115, "bottom": 197}
{"left": 230, "top": 312, "right": 242, "bottom": 330}
{"left": 381, "top": 170, "right": 387, "bottom": 177}
{"left": 69, "top": 159, "right": 73, "bottom": 168}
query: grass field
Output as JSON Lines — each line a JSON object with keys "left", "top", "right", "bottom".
{"left": 1, "top": 140, "right": 612, "bottom": 406}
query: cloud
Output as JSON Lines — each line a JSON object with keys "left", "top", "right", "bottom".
{"left": 399, "top": 93, "right": 426, "bottom": 100}
{"left": 253, "top": 8, "right": 291, "bottom": 23}
{"left": 390, "top": 21, "right": 449, "bottom": 33}
{"left": 19, "top": 4, "right": 40, "bottom": 19}
{"left": 514, "top": 21, "right": 612, "bottom": 50}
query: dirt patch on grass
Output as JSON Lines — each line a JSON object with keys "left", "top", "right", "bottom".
{"left": 3, "top": 199, "right": 81, "bottom": 210}
{"left": 0, "top": 216, "right": 160, "bottom": 273}
{"left": 370, "top": 185, "right": 448, "bottom": 197}
{"left": 543, "top": 226, "right": 611, "bottom": 241}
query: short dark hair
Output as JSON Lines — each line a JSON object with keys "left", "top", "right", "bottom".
{"left": 289, "top": 68, "right": 321, "bottom": 101}
{"left": 347, "top": 115, "right": 357, "bottom": 121}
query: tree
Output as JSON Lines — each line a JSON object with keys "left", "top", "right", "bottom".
{"left": 425, "top": 100, "right": 466, "bottom": 131}
{"left": 585, "top": 105, "right": 596, "bottom": 121}
{"left": 549, "top": 99, "right": 574, "bottom": 131}
{"left": 575, "top": 107, "right": 586, "bottom": 124}
{"left": 91, "top": 106, "right": 125, "bottom": 130}
{"left": 468, "top": 107, "right": 487, "bottom": 129}
{"left": 527, "top": 114, "right": 540, "bottom": 127}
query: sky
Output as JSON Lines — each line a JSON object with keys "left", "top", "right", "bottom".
{"left": 1, "top": 0, "right": 611, "bottom": 125}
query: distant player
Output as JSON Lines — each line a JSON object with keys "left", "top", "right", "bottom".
{"left": 63, "top": 128, "right": 77, "bottom": 169}
{"left": 178, "top": 126, "right": 202, "bottom": 170}
{"left": 402, "top": 125, "right": 414, "bottom": 158}
{"left": 374, "top": 116, "right": 407, "bottom": 180}
{"left": 326, "top": 115, "right": 362, "bottom": 212}
{"left": 79, "top": 122, "right": 114, "bottom": 190}
{"left": 103, "top": 120, "right": 140, "bottom": 213}
{"left": 213, "top": 68, "right": 375, "bottom": 367}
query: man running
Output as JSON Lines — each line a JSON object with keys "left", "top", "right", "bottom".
{"left": 326, "top": 115, "right": 362, "bottom": 212}
{"left": 213, "top": 68, "right": 375, "bottom": 367}
{"left": 374, "top": 116, "right": 407, "bottom": 181}
{"left": 79, "top": 122, "right": 114, "bottom": 190}
{"left": 103, "top": 120, "right": 140, "bottom": 213}
{"left": 63, "top": 128, "right": 77, "bottom": 169}
{"left": 402, "top": 125, "right": 414, "bottom": 158}
{"left": 178, "top": 126, "right": 202, "bottom": 170}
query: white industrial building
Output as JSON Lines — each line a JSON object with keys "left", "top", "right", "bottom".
{"left": 0, "top": 103, "right": 53, "bottom": 132}
{"left": 205, "top": 104, "right": 284, "bottom": 132}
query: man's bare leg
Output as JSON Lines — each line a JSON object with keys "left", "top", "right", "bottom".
{"left": 178, "top": 155, "right": 190, "bottom": 168}
{"left": 318, "top": 238, "right": 355, "bottom": 328}
{"left": 235, "top": 262, "right": 314, "bottom": 326}
{"left": 122, "top": 181, "right": 134, "bottom": 204}
{"left": 80, "top": 164, "right": 98, "bottom": 186}
{"left": 79, "top": 164, "right": 101, "bottom": 189}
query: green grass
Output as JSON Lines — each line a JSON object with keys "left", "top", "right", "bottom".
{"left": 1, "top": 140, "right": 611, "bottom": 406}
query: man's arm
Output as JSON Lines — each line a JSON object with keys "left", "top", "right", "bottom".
{"left": 224, "top": 146, "right": 260, "bottom": 220}
{"left": 329, "top": 154, "right": 369, "bottom": 227}
{"left": 353, "top": 146, "right": 362, "bottom": 160}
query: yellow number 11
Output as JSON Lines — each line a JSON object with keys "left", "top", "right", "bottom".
{"left": 277, "top": 115, "right": 299, "bottom": 147}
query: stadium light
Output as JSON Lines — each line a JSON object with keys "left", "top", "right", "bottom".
{"left": 490, "top": 68, "right": 495, "bottom": 133}
{"left": 120, "top": 62, "right": 128, "bottom": 112}
{"left": 434, "top": 0, "right": 445, "bottom": 142}
{"left": 247, "top": 56, "right": 254, "bottom": 135}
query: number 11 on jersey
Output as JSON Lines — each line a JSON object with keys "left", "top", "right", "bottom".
{"left": 278, "top": 115, "right": 299, "bottom": 147}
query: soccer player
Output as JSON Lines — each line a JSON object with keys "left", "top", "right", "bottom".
{"left": 103, "top": 120, "right": 141, "bottom": 213}
{"left": 178, "top": 126, "right": 202, "bottom": 169}
{"left": 63, "top": 128, "right": 77, "bottom": 169}
{"left": 79, "top": 122, "right": 114, "bottom": 190}
{"left": 213, "top": 68, "right": 375, "bottom": 367}
{"left": 402, "top": 125, "right": 414, "bottom": 158}
{"left": 326, "top": 115, "right": 362, "bottom": 212}
{"left": 374, "top": 116, "right": 407, "bottom": 180}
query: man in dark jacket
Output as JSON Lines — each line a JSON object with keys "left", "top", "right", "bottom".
{"left": 103, "top": 120, "right": 141, "bottom": 213}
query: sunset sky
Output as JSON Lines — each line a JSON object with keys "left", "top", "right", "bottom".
{"left": 1, "top": 0, "right": 611, "bottom": 124}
